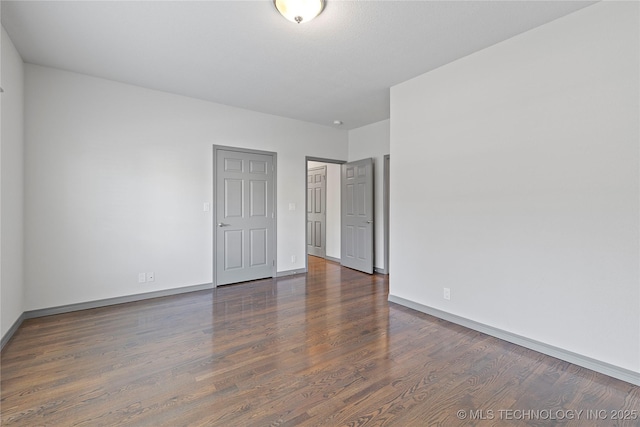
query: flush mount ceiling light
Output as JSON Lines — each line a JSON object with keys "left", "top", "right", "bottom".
{"left": 274, "top": 0, "right": 325, "bottom": 24}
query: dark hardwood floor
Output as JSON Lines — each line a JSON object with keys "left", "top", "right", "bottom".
{"left": 1, "top": 257, "right": 639, "bottom": 426}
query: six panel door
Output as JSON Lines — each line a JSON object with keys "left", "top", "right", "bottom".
{"left": 215, "top": 149, "right": 275, "bottom": 286}
{"left": 341, "top": 158, "right": 374, "bottom": 274}
{"left": 307, "top": 166, "right": 326, "bottom": 258}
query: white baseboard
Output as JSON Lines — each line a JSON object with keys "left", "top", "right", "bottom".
{"left": 24, "top": 283, "right": 215, "bottom": 319}
{"left": 388, "top": 294, "right": 640, "bottom": 387}
{"left": 1, "top": 283, "right": 214, "bottom": 351}
{"left": 276, "top": 268, "right": 307, "bottom": 277}
{"left": 1, "top": 313, "right": 26, "bottom": 350}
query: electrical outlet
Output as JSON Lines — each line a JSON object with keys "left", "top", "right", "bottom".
{"left": 291, "top": 255, "right": 296, "bottom": 263}
{"left": 138, "top": 272, "right": 146, "bottom": 283}
{"left": 443, "top": 287, "right": 451, "bottom": 300}
{"left": 147, "top": 272, "right": 155, "bottom": 282}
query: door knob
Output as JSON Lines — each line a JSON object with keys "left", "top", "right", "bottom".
{"left": 217, "top": 223, "right": 230, "bottom": 227}
{"left": 366, "top": 220, "right": 373, "bottom": 224}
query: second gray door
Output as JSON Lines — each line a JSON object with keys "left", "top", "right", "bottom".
{"left": 341, "top": 158, "right": 374, "bottom": 274}
{"left": 307, "top": 166, "right": 326, "bottom": 258}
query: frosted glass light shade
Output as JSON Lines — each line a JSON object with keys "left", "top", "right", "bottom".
{"left": 274, "top": 0, "right": 325, "bottom": 24}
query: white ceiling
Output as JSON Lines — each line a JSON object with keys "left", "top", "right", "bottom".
{"left": 2, "top": 0, "right": 595, "bottom": 130}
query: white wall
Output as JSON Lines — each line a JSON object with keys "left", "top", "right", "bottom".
{"left": 24, "top": 65, "right": 347, "bottom": 311}
{"left": 1, "top": 27, "right": 25, "bottom": 339}
{"left": 307, "top": 161, "right": 341, "bottom": 260}
{"left": 390, "top": 1, "right": 639, "bottom": 374}
{"left": 349, "top": 119, "right": 390, "bottom": 271}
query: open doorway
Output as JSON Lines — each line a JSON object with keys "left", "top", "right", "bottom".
{"left": 305, "top": 155, "right": 389, "bottom": 276}
{"left": 305, "top": 157, "right": 345, "bottom": 272}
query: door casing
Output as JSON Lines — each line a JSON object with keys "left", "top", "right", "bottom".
{"left": 383, "top": 154, "right": 390, "bottom": 275}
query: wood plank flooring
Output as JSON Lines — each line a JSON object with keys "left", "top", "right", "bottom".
{"left": 2, "top": 257, "right": 639, "bottom": 426}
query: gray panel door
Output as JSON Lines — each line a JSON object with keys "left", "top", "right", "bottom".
{"left": 215, "top": 149, "right": 275, "bottom": 286}
{"left": 307, "top": 166, "right": 326, "bottom": 258}
{"left": 341, "top": 158, "right": 373, "bottom": 274}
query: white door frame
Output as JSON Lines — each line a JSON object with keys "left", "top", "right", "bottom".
{"left": 213, "top": 145, "right": 277, "bottom": 287}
